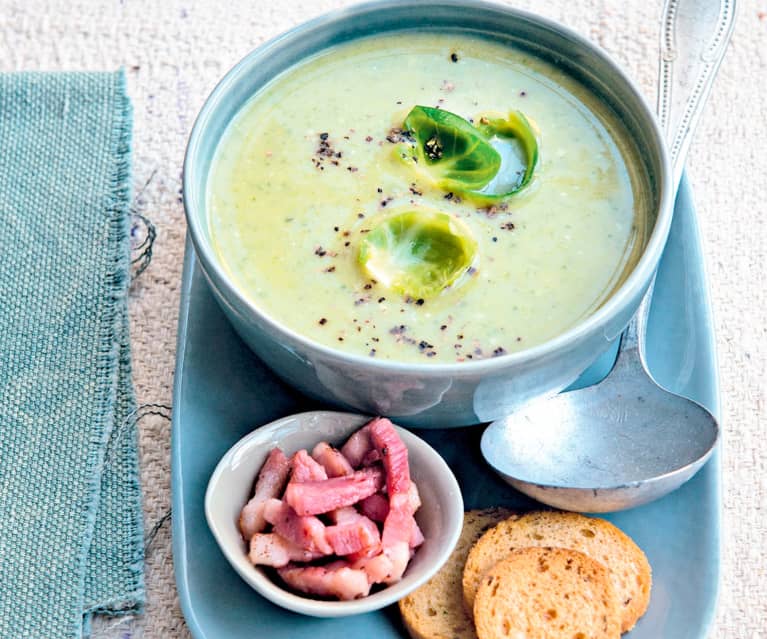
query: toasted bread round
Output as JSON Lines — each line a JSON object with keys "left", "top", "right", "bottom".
{"left": 399, "top": 508, "right": 517, "bottom": 639}
{"left": 473, "top": 547, "right": 621, "bottom": 639}
{"left": 462, "top": 511, "right": 651, "bottom": 633}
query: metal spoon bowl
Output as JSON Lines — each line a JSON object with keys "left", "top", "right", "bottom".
{"left": 481, "top": 0, "right": 735, "bottom": 512}
{"left": 481, "top": 353, "right": 719, "bottom": 512}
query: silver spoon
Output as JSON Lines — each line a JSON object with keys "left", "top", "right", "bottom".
{"left": 481, "top": 0, "right": 736, "bottom": 512}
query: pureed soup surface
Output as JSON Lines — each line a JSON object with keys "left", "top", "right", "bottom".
{"left": 208, "top": 33, "right": 650, "bottom": 364}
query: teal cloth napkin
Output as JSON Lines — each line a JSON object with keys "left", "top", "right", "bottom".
{"left": 0, "top": 72, "right": 144, "bottom": 637}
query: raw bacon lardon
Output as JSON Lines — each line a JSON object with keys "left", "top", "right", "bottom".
{"left": 238, "top": 447, "right": 291, "bottom": 541}
{"left": 339, "top": 424, "right": 372, "bottom": 467}
{"left": 277, "top": 561, "right": 371, "bottom": 601}
{"left": 238, "top": 418, "right": 425, "bottom": 601}
{"left": 249, "top": 533, "right": 324, "bottom": 568}
{"left": 370, "top": 417, "right": 410, "bottom": 496}
{"left": 290, "top": 449, "right": 328, "bottom": 482}
{"left": 359, "top": 492, "right": 389, "bottom": 522}
{"left": 262, "top": 498, "right": 333, "bottom": 555}
{"left": 370, "top": 417, "right": 420, "bottom": 582}
{"left": 284, "top": 468, "right": 384, "bottom": 516}
{"left": 312, "top": 441, "right": 354, "bottom": 477}
{"left": 326, "top": 514, "right": 381, "bottom": 556}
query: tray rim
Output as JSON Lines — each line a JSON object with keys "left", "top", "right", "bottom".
{"left": 171, "top": 176, "right": 722, "bottom": 638}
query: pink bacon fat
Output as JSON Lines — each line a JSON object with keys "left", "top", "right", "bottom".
{"left": 290, "top": 449, "right": 328, "bottom": 483}
{"left": 408, "top": 481, "right": 422, "bottom": 512}
{"left": 239, "top": 447, "right": 290, "bottom": 541}
{"left": 381, "top": 540, "right": 412, "bottom": 585}
{"left": 358, "top": 484, "right": 420, "bottom": 523}
{"left": 359, "top": 492, "right": 389, "bottom": 522}
{"left": 328, "top": 506, "right": 359, "bottom": 525}
{"left": 325, "top": 513, "right": 381, "bottom": 556}
{"left": 249, "top": 533, "right": 324, "bottom": 568}
{"left": 369, "top": 417, "right": 411, "bottom": 496}
{"left": 262, "top": 498, "right": 332, "bottom": 555}
{"left": 382, "top": 493, "right": 417, "bottom": 549}
{"left": 312, "top": 441, "right": 354, "bottom": 477}
{"left": 340, "top": 424, "right": 373, "bottom": 468}
{"left": 277, "top": 561, "right": 371, "bottom": 601}
{"left": 370, "top": 419, "right": 424, "bottom": 567}
{"left": 410, "top": 519, "right": 425, "bottom": 549}
{"left": 351, "top": 552, "right": 394, "bottom": 584}
{"left": 284, "top": 468, "right": 383, "bottom": 516}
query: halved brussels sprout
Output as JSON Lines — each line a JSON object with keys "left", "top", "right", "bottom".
{"left": 469, "top": 110, "right": 540, "bottom": 204}
{"left": 399, "top": 106, "right": 539, "bottom": 204}
{"left": 358, "top": 210, "right": 477, "bottom": 299}
{"left": 401, "top": 106, "right": 501, "bottom": 192}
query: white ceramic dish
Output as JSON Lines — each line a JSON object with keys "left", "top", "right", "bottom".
{"left": 204, "top": 410, "right": 464, "bottom": 617}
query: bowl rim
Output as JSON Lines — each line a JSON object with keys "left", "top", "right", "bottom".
{"left": 183, "top": 0, "right": 673, "bottom": 377}
{"left": 204, "top": 410, "right": 465, "bottom": 617}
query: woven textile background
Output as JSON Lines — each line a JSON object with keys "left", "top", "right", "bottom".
{"left": 1, "top": 0, "right": 764, "bottom": 636}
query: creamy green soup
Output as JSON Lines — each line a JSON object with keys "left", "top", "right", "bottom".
{"left": 208, "top": 33, "right": 650, "bottom": 364}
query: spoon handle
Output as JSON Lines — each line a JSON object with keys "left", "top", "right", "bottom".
{"left": 619, "top": 0, "right": 736, "bottom": 359}
{"left": 658, "top": 0, "right": 737, "bottom": 189}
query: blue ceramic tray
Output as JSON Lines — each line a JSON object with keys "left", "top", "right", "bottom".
{"left": 171, "top": 175, "right": 720, "bottom": 638}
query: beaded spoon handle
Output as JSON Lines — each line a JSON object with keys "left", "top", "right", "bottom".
{"left": 626, "top": 0, "right": 737, "bottom": 361}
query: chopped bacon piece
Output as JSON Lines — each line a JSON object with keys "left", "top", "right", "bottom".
{"left": 381, "top": 540, "right": 411, "bottom": 584}
{"left": 369, "top": 420, "right": 418, "bottom": 558}
{"left": 345, "top": 542, "right": 382, "bottom": 562}
{"left": 359, "top": 465, "right": 385, "bottom": 488}
{"left": 325, "top": 514, "right": 381, "bottom": 556}
{"left": 340, "top": 424, "right": 373, "bottom": 467}
{"left": 359, "top": 492, "right": 389, "bottom": 522}
{"left": 248, "top": 533, "right": 324, "bottom": 568}
{"left": 370, "top": 417, "right": 411, "bottom": 496}
{"left": 410, "top": 519, "right": 425, "bottom": 548}
{"left": 290, "top": 449, "right": 328, "bottom": 482}
{"left": 408, "top": 481, "right": 422, "bottom": 512}
{"left": 329, "top": 506, "right": 360, "bottom": 525}
{"left": 351, "top": 552, "right": 395, "bottom": 584}
{"left": 361, "top": 448, "right": 382, "bottom": 466}
{"left": 382, "top": 493, "right": 418, "bottom": 549}
{"left": 239, "top": 448, "right": 290, "bottom": 540}
{"left": 312, "top": 441, "right": 354, "bottom": 477}
{"left": 284, "top": 469, "right": 382, "bottom": 516}
{"left": 262, "top": 498, "right": 332, "bottom": 555}
{"left": 359, "top": 494, "right": 422, "bottom": 548}
{"left": 277, "top": 560, "right": 371, "bottom": 600}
